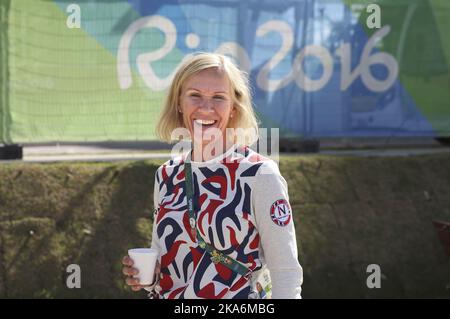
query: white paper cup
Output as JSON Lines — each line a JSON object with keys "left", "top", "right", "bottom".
{"left": 128, "top": 248, "right": 159, "bottom": 286}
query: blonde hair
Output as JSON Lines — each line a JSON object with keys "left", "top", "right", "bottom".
{"left": 155, "top": 52, "right": 259, "bottom": 145}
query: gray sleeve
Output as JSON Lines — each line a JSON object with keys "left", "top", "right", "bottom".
{"left": 252, "top": 161, "right": 303, "bottom": 299}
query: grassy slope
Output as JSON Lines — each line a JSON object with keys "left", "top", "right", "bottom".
{"left": 0, "top": 154, "right": 449, "bottom": 298}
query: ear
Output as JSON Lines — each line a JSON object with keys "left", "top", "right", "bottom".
{"left": 230, "top": 106, "right": 237, "bottom": 119}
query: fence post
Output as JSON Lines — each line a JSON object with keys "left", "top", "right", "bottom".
{"left": 0, "top": 0, "right": 10, "bottom": 146}
{"left": 0, "top": 1, "right": 22, "bottom": 160}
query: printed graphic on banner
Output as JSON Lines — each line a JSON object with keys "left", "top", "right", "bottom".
{"left": 1, "top": 0, "right": 449, "bottom": 143}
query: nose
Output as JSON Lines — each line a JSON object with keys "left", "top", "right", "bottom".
{"left": 198, "top": 97, "right": 214, "bottom": 112}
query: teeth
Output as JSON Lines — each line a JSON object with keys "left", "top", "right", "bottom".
{"left": 194, "top": 119, "right": 216, "bottom": 125}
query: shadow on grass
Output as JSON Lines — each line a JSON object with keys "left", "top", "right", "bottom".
{"left": 58, "top": 162, "right": 158, "bottom": 298}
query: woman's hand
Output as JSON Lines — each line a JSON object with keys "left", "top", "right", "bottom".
{"left": 122, "top": 256, "right": 144, "bottom": 291}
{"left": 122, "top": 255, "right": 161, "bottom": 292}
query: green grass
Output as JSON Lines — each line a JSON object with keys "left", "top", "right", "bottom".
{"left": 1, "top": 155, "right": 450, "bottom": 298}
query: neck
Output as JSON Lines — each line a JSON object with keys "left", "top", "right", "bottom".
{"left": 191, "top": 138, "right": 235, "bottom": 162}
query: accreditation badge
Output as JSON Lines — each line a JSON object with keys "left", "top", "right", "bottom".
{"left": 248, "top": 265, "right": 272, "bottom": 299}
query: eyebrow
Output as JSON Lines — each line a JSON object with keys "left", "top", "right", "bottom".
{"left": 185, "top": 88, "right": 229, "bottom": 94}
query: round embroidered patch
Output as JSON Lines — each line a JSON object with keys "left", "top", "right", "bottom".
{"left": 270, "top": 199, "right": 292, "bottom": 226}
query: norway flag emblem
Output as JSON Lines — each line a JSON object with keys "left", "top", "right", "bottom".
{"left": 270, "top": 199, "right": 292, "bottom": 227}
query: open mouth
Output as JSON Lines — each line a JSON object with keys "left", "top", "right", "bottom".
{"left": 193, "top": 119, "right": 218, "bottom": 127}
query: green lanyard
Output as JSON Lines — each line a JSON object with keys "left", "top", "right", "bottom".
{"left": 184, "top": 161, "right": 251, "bottom": 278}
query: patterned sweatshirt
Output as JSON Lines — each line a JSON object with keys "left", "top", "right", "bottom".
{"left": 150, "top": 146, "right": 303, "bottom": 299}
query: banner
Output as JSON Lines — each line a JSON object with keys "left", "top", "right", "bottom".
{"left": 1, "top": 0, "right": 449, "bottom": 143}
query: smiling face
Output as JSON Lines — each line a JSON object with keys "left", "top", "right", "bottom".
{"left": 179, "top": 67, "right": 236, "bottom": 148}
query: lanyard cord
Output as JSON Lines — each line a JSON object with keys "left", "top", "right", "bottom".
{"left": 184, "top": 161, "right": 251, "bottom": 278}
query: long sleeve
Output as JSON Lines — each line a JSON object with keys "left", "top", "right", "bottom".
{"left": 252, "top": 160, "right": 303, "bottom": 299}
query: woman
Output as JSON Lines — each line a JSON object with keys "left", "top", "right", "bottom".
{"left": 122, "top": 52, "right": 303, "bottom": 299}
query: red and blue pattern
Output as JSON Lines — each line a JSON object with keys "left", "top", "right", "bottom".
{"left": 153, "top": 147, "right": 268, "bottom": 299}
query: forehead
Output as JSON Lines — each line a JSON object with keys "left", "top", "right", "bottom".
{"left": 183, "top": 67, "right": 231, "bottom": 93}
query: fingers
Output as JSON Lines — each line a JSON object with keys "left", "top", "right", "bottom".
{"left": 122, "top": 255, "right": 152, "bottom": 292}
{"left": 122, "top": 266, "right": 138, "bottom": 276}
{"left": 122, "top": 256, "right": 133, "bottom": 266}
{"left": 126, "top": 277, "right": 140, "bottom": 286}
{"left": 124, "top": 269, "right": 143, "bottom": 291}
{"left": 131, "top": 285, "right": 143, "bottom": 291}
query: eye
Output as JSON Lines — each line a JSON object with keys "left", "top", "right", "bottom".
{"left": 213, "top": 95, "right": 226, "bottom": 100}
{"left": 190, "top": 93, "right": 201, "bottom": 98}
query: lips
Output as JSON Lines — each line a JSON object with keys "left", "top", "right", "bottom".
{"left": 193, "top": 119, "right": 218, "bottom": 127}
